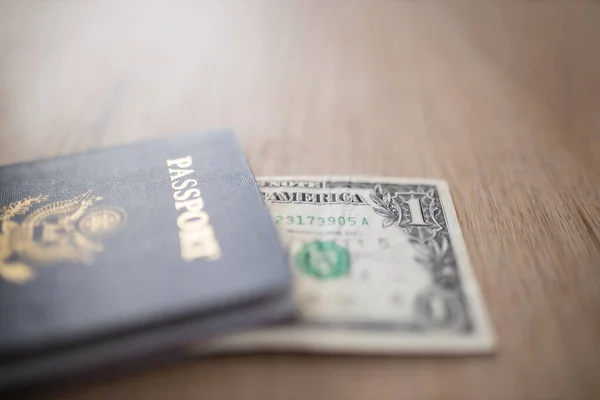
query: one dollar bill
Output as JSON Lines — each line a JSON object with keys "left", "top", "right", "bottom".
{"left": 193, "top": 176, "right": 495, "bottom": 354}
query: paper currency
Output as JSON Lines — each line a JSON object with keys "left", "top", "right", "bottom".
{"left": 194, "top": 176, "right": 495, "bottom": 354}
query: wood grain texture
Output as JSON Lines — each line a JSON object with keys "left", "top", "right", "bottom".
{"left": 1, "top": 0, "right": 599, "bottom": 399}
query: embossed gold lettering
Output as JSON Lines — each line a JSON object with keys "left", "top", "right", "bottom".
{"left": 166, "top": 156, "right": 221, "bottom": 261}
{"left": 166, "top": 156, "right": 193, "bottom": 168}
{"left": 173, "top": 188, "right": 200, "bottom": 202}
{"left": 172, "top": 178, "right": 197, "bottom": 191}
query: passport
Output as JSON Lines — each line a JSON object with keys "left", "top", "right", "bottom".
{"left": 0, "top": 131, "right": 293, "bottom": 390}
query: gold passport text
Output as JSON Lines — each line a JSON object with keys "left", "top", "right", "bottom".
{"left": 166, "top": 156, "right": 221, "bottom": 261}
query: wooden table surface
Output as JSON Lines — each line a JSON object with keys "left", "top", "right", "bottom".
{"left": 1, "top": 1, "right": 599, "bottom": 399}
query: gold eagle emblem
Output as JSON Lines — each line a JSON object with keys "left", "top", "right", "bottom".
{"left": 0, "top": 191, "right": 125, "bottom": 284}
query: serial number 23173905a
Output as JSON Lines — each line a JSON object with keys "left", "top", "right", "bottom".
{"left": 273, "top": 215, "right": 370, "bottom": 226}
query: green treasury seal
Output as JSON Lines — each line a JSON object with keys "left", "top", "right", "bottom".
{"left": 294, "top": 241, "right": 350, "bottom": 280}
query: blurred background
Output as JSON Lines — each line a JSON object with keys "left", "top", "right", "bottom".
{"left": 1, "top": 1, "right": 599, "bottom": 399}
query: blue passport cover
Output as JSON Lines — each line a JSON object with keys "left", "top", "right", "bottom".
{"left": 0, "top": 131, "right": 292, "bottom": 389}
